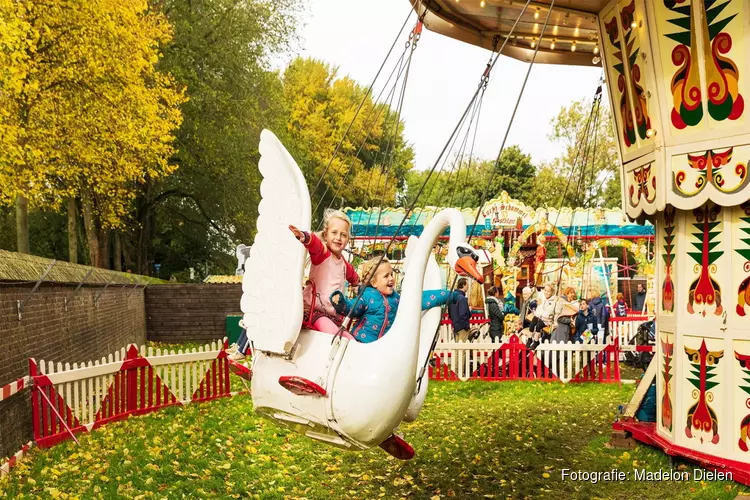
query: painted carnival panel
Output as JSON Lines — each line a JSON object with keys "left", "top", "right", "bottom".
{"left": 731, "top": 203, "right": 750, "bottom": 321}
{"left": 700, "top": 0, "right": 745, "bottom": 131}
{"left": 652, "top": 0, "right": 707, "bottom": 134}
{"left": 618, "top": 0, "right": 657, "bottom": 149}
{"left": 734, "top": 340, "right": 750, "bottom": 458}
{"left": 681, "top": 335, "right": 725, "bottom": 448}
{"left": 682, "top": 203, "right": 727, "bottom": 320}
{"left": 624, "top": 158, "right": 664, "bottom": 219}
{"left": 601, "top": 3, "right": 641, "bottom": 160}
{"left": 670, "top": 143, "right": 750, "bottom": 208}
{"left": 660, "top": 205, "right": 677, "bottom": 316}
{"left": 658, "top": 330, "right": 676, "bottom": 438}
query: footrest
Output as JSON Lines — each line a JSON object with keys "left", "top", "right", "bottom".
{"left": 379, "top": 434, "right": 415, "bottom": 460}
{"left": 278, "top": 376, "right": 326, "bottom": 396}
{"left": 228, "top": 359, "right": 252, "bottom": 381}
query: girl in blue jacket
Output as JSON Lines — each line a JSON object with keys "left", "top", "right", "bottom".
{"left": 330, "top": 257, "right": 457, "bottom": 343}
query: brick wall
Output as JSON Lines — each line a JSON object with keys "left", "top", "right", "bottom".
{"left": 145, "top": 284, "right": 242, "bottom": 342}
{"left": 0, "top": 283, "right": 146, "bottom": 461}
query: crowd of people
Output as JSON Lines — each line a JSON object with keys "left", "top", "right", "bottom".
{"left": 447, "top": 281, "right": 648, "bottom": 349}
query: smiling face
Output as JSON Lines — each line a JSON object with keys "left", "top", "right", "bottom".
{"left": 371, "top": 261, "right": 396, "bottom": 296}
{"left": 543, "top": 285, "right": 554, "bottom": 299}
{"left": 323, "top": 217, "right": 350, "bottom": 256}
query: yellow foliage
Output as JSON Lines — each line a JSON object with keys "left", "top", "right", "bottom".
{"left": 0, "top": 0, "right": 185, "bottom": 229}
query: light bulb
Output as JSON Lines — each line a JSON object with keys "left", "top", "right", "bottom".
{"left": 571, "top": 42, "right": 577, "bottom": 52}
{"left": 646, "top": 128, "right": 657, "bottom": 138}
{"left": 592, "top": 55, "right": 601, "bottom": 64}
{"left": 574, "top": 27, "right": 580, "bottom": 36}
{"left": 553, "top": 25, "right": 558, "bottom": 35}
{"left": 550, "top": 40, "right": 556, "bottom": 50}
{"left": 533, "top": 23, "right": 539, "bottom": 33}
{"left": 534, "top": 9, "right": 540, "bottom": 19}
{"left": 531, "top": 39, "right": 537, "bottom": 48}
{"left": 631, "top": 20, "right": 638, "bottom": 28}
{"left": 593, "top": 45, "right": 599, "bottom": 55}
{"left": 480, "top": 0, "right": 485, "bottom": 6}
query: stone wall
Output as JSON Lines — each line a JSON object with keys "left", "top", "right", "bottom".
{"left": 145, "top": 284, "right": 242, "bottom": 343}
{"left": 0, "top": 282, "right": 146, "bottom": 461}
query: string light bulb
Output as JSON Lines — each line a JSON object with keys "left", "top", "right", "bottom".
{"left": 553, "top": 25, "right": 558, "bottom": 35}
{"left": 550, "top": 39, "right": 556, "bottom": 50}
{"left": 631, "top": 20, "right": 638, "bottom": 28}
{"left": 571, "top": 42, "right": 577, "bottom": 52}
{"left": 480, "top": 0, "right": 485, "bottom": 6}
{"left": 574, "top": 27, "right": 580, "bottom": 36}
{"left": 593, "top": 45, "right": 599, "bottom": 55}
{"left": 531, "top": 38, "right": 537, "bottom": 48}
{"left": 646, "top": 128, "right": 657, "bottom": 138}
{"left": 534, "top": 9, "right": 540, "bottom": 19}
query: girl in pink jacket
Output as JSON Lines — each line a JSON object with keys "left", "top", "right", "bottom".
{"left": 289, "top": 210, "right": 359, "bottom": 334}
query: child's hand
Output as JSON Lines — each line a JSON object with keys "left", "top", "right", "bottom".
{"left": 289, "top": 225, "right": 308, "bottom": 244}
{"left": 330, "top": 291, "right": 347, "bottom": 316}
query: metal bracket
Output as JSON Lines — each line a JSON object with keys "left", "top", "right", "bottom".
{"left": 17, "top": 260, "right": 57, "bottom": 320}
{"left": 63, "top": 268, "right": 94, "bottom": 312}
{"left": 93, "top": 278, "right": 115, "bottom": 308}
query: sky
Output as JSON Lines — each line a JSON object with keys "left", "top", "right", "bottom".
{"left": 283, "top": 0, "right": 604, "bottom": 170}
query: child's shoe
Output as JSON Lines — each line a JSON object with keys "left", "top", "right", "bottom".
{"left": 229, "top": 351, "right": 246, "bottom": 361}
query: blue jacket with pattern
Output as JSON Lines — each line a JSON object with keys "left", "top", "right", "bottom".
{"left": 331, "top": 287, "right": 456, "bottom": 343}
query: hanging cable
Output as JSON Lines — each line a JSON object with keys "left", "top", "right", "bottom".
{"left": 309, "top": 7, "right": 416, "bottom": 205}
{"left": 413, "top": 0, "right": 540, "bottom": 386}
{"left": 333, "top": 1, "right": 535, "bottom": 343}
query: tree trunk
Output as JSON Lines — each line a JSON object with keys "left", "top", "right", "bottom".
{"left": 81, "top": 192, "right": 101, "bottom": 267}
{"left": 99, "top": 229, "right": 111, "bottom": 270}
{"left": 67, "top": 198, "right": 78, "bottom": 264}
{"left": 15, "top": 194, "right": 29, "bottom": 254}
{"left": 113, "top": 233, "right": 122, "bottom": 271}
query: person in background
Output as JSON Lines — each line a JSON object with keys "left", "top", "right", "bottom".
{"left": 614, "top": 292, "right": 628, "bottom": 317}
{"left": 520, "top": 286, "right": 538, "bottom": 329}
{"left": 449, "top": 278, "right": 471, "bottom": 342}
{"left": 551, "top": 287, "right": 578, "bottom": 343}
{"left": 633, "top": 283, "right": 647, "bottom": 313}
{"left": 589, "top": 292, "right": 611, "bottom": 342}
{"left": 574, "top": 298, "right": 598, "bottom": 343}
{"left": 485, "top": 286, "right": 504, "bottom": 342}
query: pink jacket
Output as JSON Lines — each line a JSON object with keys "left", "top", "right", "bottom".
{"left": 302, "top": 232, "right": 359, "bottom": 317}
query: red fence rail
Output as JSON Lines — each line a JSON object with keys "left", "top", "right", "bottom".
{"left": 30, "top": 340, "right": 230, "bottom": 448}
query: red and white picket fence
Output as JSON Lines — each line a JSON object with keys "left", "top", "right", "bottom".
{"left": 429, "top": 334, "right": 626, "bottom": 383}
{"left": 29, "top": 339, "right": 231, "bottom": 448}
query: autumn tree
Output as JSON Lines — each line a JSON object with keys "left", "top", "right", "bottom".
{"left": 283, "top": 57, "right": 415, "bottom": 224}
{"left": 537, "top": 98, "right": 621, "bottom": 209}
{"left": 129, "top": 0, "right": 303, "bottom": 277}
{"left": 403, "top": 146, "right": 535, "bottom": 208}
{"left": 0, "top": 0, "right": 185, "bottom": 266}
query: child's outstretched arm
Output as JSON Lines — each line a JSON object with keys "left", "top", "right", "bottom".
{"left": 289, "top": 225, "right": 329, "bottom": 264}
{"left": 420, "top": 289, "right": 455, "bottom": 311}
{"left": 330, "top": 291, "right": 368, "bottom": 318}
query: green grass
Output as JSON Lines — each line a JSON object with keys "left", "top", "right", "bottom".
{"left": 1, "top": 381, "right": 747, "bottom": 499}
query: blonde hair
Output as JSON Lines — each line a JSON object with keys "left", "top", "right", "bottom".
{"left": 320, "top": 209, "right": 352, "bottom": 243}
{"left": 360, "top": 256, "right": 390, "bottom": 286}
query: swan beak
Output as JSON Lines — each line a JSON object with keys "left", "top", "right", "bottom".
{"left": 456, "top": 256, "right": 483, "bottom": 283}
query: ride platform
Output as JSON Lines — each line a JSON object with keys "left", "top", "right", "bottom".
{"left": 613, "top": 420, "right": 750, "bottom": 485}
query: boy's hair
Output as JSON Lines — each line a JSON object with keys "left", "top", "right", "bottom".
{"left": 360, "top": 256, "right": 389, "bottom": 286}
{"left": 488, "top": 286, "right": 499, "bottom": 297}
{"left": 457, "top": 278, "right": 468, "bottom": 290}
{"left": 616, "top": 292, "right": 624, "bottom": 301}
{"left": 320, "top": 209, "right": 352, "bottom": 243}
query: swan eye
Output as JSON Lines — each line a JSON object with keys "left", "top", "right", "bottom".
{"left": 457, "top": 247, "right": 472, "bottom": 257}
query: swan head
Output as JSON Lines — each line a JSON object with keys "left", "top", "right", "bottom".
{"left": 449, "top": 243, "right": 483, "bottom": 283}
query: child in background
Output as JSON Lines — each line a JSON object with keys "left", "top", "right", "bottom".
{"left": 614, "top": 292, "right": 628, "bottom": 317}
{"left": 330, "top": 257, "right": 458, "bottom": 343}
{"left": 574, "top": 298, "right": 598, "bottom": 343}
{"left": 289, "top": 209, "right": 359, "bottom": 333}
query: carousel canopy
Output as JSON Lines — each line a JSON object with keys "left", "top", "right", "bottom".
{"left": 410, "top": 0, "right": 607, "bottom": 66}
{"left": 344, "top": 192, "right": 653, "bottom": 239}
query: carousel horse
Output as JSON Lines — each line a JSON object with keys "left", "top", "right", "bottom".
{"left": 240, "top": 130, "right": 482, "bottom": 458}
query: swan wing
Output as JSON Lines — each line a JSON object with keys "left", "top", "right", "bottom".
{"left": 241, "top": 130, "right": 310, "bottom": 354}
